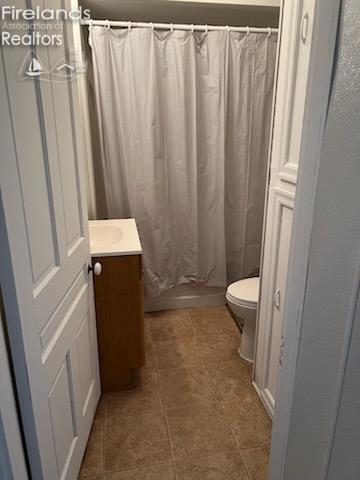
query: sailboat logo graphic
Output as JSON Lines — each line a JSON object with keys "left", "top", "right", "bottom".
{"left": 19, "top": 50, "right": 46, "bottom": 80}
{"left": 26, "top": 57, "right": 43, "bottom": 77}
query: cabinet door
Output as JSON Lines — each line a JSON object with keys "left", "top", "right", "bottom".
{"left": 254, "top": 0, "right": 316, "bottom": 417}
{"left": 269, "top": 0, "right": 315, "bottom": 195}
{"left": 255, "top": 188, "right": 294, "bottom": 415}
{"left": 93, "top": 255, "right": 145, "bottom": 392}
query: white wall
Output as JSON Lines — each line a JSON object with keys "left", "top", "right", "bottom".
{"left": 282, "top": 1, "right": 360, "bottom": 478}
{"left": 327, "top": 290, "right": 360, "bottom": 479}
{"left": 80, "top": 0, "right": 279, "bottom": 27}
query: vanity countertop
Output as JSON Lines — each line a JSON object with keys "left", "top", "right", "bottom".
{"left": 89, "top": 218, "right": 142, "bottom": 257}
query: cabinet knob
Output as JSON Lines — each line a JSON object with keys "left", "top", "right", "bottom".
{"left": 88, "top": 262, "right": 103, "bottom": 276}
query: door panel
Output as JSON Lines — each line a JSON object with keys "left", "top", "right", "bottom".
{"left": 4, "top": 66, "right": 60, "bottom": 290}
{"left": 48, "top": 359, "right": 77, "bottom": 477}
{"left": 76, "top": 315, "right": 95, "bottom": 409}
{"left": 49, "top": 43, "right": 84, "bottom": 253}
{"left": 0, "top": 1, "right": 100, "bottom": 478}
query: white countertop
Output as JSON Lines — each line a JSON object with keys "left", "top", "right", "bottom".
{"left": 89, "top": 219, "right": 142, "bottom": 257}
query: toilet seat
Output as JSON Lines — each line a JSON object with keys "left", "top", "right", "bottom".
{"left": 226, "top": 277, "right": 259, "bottom": 308}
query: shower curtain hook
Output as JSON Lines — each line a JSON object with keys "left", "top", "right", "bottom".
{"left": 191, "top": 24, "right": 194, "bottom": 33}
{"left": 205, "top": 24, "right": 208, "bottom": 34}
{"left": 246, "top": 26, "right": 250, "bottom": 36}
{"left": 170, "top": 23, "right": 174, "bottom": 32}
{"left": 150, "top": 22, "right": 154, "bottom": 31}
{"left": 89, "top": 19, "right": 93, "bottom": 31}
{"left": 226, "top": 25, "right": 230, "bottom": 33}
{"left": 267, "top": 27, "right": 272, "bottom": 37}
{"left": 128, "top": 21, "right": 132, "bottom": 31}
{"left": 105, "top": 19, "right": 110, "bottom": 30}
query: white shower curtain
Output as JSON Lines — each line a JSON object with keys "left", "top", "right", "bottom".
{"left": 89, "top": 26, "right": 277, "bottom": 297}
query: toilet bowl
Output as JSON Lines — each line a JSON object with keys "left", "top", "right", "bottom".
{"left": 226, "top": 277, "right": 260, "bottom": 362}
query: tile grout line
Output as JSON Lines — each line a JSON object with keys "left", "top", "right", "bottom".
{"left": 189, "top": 309, "right": 233, "bottom": 406}
{"left": 237, "top": 448, "right": 256, "bottom": 480}
{"left": 217, "top": 398, "right": 246, "bottom": 456}
{"left": 219, "top": 397, "right": 272, "bottom": 452}
{"left": 105, "top": 316, "right": 176, "bottom": 476}
{"left": 103, "top": 459, "right": 172, "bottom": 476}
{"left": 185, "top": 311, "right": 222, "bottom": 408}
{"left": 151, "top": 319, "right": 177, "bottom": 471}
{"left": 102, "top": 316, "right": 172, "bottom": 476}
{"left": 175, "top": 307, "right": 266, "bottom": 475}
{"left": 187, "top": 309, "right": 213, "bottom": 373}
{"left": 164, "top": 303, "right": 242, "bottom": 465}
{"left": 153, "top": 342, "right": 204, "bottom": 372}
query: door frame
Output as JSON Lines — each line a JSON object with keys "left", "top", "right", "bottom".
{"left": 0, "top": 0, "right": 342, "bottom": 477}
{"left": 0, "top": 308, "right": 28, "bottom": 480}
{"left": 268, "top": 0, "right": 341, "bottom": 478}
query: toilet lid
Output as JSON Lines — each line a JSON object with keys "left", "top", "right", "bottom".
{"left": 226, "top": 277, "right": 260, "bottom": 306}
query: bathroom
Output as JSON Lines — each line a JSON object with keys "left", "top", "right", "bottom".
{"left": 78, "top": 0, "right": 284, "bottom": 477}
{"left": 1, "top": 0, "right": 354, "bottom": 479}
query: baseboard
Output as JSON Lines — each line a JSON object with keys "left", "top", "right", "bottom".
{"left": 144, "top": 286, "right": 226, "bottom": 312}
{"left": 252, "top": 380, "right": 274, "bottom": 420}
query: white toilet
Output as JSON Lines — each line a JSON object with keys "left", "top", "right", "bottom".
{"left": 226, "top": 276, "right": 260, "bottom": 362}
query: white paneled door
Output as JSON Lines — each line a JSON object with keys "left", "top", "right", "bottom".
{"left": 0, "top": 1, "right": 100, "bottom": 479}
{"left": 254, "top": 0, "right": 316, "bottom": 417}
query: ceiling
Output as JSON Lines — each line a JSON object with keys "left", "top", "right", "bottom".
{"left": 80, "top": 0, "right": 280, "bottom": 28}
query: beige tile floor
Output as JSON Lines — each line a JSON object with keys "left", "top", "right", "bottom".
{"left": 79, "top": 306, "right": 272, "bottom": 480}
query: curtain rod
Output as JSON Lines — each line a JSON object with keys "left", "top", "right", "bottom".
{"left": 81, "top": 19, "right": 278, "bottom": 35}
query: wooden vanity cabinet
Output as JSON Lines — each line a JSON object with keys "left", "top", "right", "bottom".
{"left": 92, "top": 254, "right": 145, "bottom": 392}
